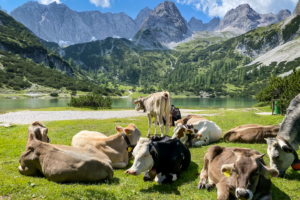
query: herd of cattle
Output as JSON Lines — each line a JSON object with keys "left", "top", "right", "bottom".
{"left": 18, "top": 92, "right": 300, "bottom": 200}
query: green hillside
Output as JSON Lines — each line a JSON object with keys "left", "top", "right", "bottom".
{"left": 0, "top": 11, "right": 121, "bottom": 95}
{"left": 41, "top": 13, "right": 300, "bottom": 97}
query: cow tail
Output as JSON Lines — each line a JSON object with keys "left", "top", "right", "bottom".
{"left": 164, "top": 92, "right": 172, "bottom": 116}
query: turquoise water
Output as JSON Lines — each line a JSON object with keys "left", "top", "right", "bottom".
{"left": 0, "top": 98, "right": 257, "bottom": 113}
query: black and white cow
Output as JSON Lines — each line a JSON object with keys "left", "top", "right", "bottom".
{"left": 266, "top": 94, "right": 300, "bottom": 177}
{"left": 125, "top": 136, "right": 191, "bottom": 184}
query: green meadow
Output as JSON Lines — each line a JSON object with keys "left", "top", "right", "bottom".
{"left": 0, "top": 107, "right": 299, "bottom": 200}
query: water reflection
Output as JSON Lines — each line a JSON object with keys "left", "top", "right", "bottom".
{"left": 0, "top": 98, "right": 257, "bottom": 113}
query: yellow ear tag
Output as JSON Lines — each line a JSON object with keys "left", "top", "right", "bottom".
{"left": 224, "top": 170, "right": 231, "bottom": 177}
{"left": 128, "top": 147, "right": 133, "bottom": 152}
{"left": 186, "top": 132, "right": 191, "bottom": 135}
{"left": 118, "top": 130, "right": 122, "bottom": 133}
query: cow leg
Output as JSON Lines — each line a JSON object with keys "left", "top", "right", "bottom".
{"left": 158, "top": 114, "right": 165, "bottom": 137}
{"left": 147, "top": 114, "right": 152, "bottom": 138}
{"left": 112, "top": 162, "right": 127, "bottom": 169}
{"left": 154, "top": 115, "right": 158, "bottom": 136}
{"left": 198, "top": 155, "right": 210, "bottom": 189}
{"left": 216, "top": 182, "right": 231, "bottom": 200}
{"left": 206, "top": 177, "right": 216, "bottom": 191}
{"left": 194, "top": 140, "right": 207, "bottom": 147}
{"left": 18, "top": 165, "right": 38, "bottom": 176}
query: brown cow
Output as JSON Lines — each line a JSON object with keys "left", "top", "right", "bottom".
{"left": 198, "top": 145, "right": 279, "bottom": 200}
{"left": 72, "top": 124, "right": 141, "bottom": 169}
{"left": 224, "top": 124, "right": 280, "bottom": 143}
{"left": 175, "top": 114, "right": 209, "bottom": 126}
{"left": 19, "top": 122, "right": 113, "bottom": 183}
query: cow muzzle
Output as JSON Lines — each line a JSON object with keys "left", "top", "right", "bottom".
{"left": 235, "top": 188, "right": 253, "bottom": 200}
{"left": 125, "top": 170, "right": 137, "bottom": 176}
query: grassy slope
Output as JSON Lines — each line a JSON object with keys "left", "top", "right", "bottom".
{"left": 0, "top": 108, "right": 299, "bottom": 199}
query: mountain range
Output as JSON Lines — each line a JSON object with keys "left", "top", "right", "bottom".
{"left": 9, "top": 1, "right": 292, "bottom": 48}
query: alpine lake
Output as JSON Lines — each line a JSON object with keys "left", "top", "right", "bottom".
{"left": 0, "top": 97, "right": 257, "bottom": 113}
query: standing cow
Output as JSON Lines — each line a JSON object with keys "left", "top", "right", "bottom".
{"left": 198, "top": 145, "right": 279, "bottom": 200}
{"left": 134, "top": 92, "right": 172, "bottom": 137}
{"left": 266, "top": 94, "right": 300, "bottom": 177}
{"left": 125, "top": 136, "right": 190, "bottom": 184}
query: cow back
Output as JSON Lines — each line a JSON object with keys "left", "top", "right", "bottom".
{"left": 152, "top": 137, "right": 191, "bottom": 173}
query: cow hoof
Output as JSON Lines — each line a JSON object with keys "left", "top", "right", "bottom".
{"left": 205, "top": 183, "right": 215, "bottom": 192}
{"left": 197, "top": 183, "right": 206, "bottom": 190}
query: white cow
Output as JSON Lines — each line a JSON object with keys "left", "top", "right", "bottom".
{"left": 172, "top": 119, "right": 222, "bottom": 147}
{"left": 134, "top": 92, "right": 172, "bottom": 137}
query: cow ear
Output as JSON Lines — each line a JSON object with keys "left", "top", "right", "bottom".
{"left": 282, "top": 145, "right": 293, "bottom": 153}
{"left": 149, "top": 145, "right": 158, "bottom": 156}
{"left": 221, "top": 163, "right": 235, "bottom": 177}
{"left": 277, "top": 139, "right": 293, "bottom": 153}
{"left": 186, "top": 129, "right": 193, "bottom": 134}
{"left": 261, "top": 165, "right": 279, "bottom": 179}
{"left": 116, "top": 126, "right": 124, "bottom": 133}
{"left": 133, "top": 101, "right": 138, "bottom": 105}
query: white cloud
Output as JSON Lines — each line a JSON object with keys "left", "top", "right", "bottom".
{"left": 36, "top": 0, "right": 61, "bottom": 5}
{"left": 176, "top": 0, "right": 298, "bottom": 17}
{"left": 89, "top": 0, "right": 111, "bottom": 8}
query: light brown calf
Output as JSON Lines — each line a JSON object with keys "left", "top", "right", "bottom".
{"left": 72, "top": 124, "right": 141, "bottom": 169}
{"left": 19, "top": 122, "right": 113, "bottom": 183}
{"left": 198, "top": 145, "right": 278, "bottom": 200}
{"left": 224, "top": 124, "right": 280, "bottom": 143}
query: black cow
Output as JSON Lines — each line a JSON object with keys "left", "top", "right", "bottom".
{"left": 125, "top": 136, "right": 191, "bottom": 184}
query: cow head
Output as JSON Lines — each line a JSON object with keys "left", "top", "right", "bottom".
{"left": 133, "top": 96, "right": 145, "bottom": 112}
{"left": 266, "top": 138, "right": 295, "bottom": 177}
{"left": 172, "top": 120, "right": 196, "bottom": 147}
{"left": 266, "top": 95, "right": 300, "bottom": 177}
{"left": 116, "top": 124, "right": 141, "bottom": 146}
{"left": 27, "top": 121, "right": 50, "bottom": 146}
{"left": 221, "top": 150, "right": 278, "bottom": 200}
{"left": 125, "top": 138, "right": 157, "bottom": 176}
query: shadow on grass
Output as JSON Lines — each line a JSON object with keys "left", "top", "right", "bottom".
{"left": 284, "top": 169, "right": 300, "bottom": 180}
{"left": 139, "top": 161, "right": 199, "bottom": 196}
{"left": 272, "top": 184, "right": 291, "bottom": 200}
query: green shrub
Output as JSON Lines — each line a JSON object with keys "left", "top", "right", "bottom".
{"left": 68, "top": 93, "right": 112, "bottom": 109}
{"left": 13, "top": 86, "right": 21, "bottom": 91}
{"left": 71, "top": 90, "right": 77, "bottom": 96}
{"left": 50, "top": 93, "right": 59, "bottom": 97}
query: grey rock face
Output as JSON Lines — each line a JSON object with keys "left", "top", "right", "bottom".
{"left": 188, "top": 17, "right": 220, "bottom": 32}
{"left": 188, "top": 17, "right": 205, "bottom": 32}
{"left": 10, "top": 1, "right": 139, "bottom": 45}
{"left": 215, "top": 4, "right": 291, "bottom": 34}
{"left": 133, "top": 1, "right": 190, "bottom": 49}
{"left": 0, "top": 6, "right": 7, "bottom": 13}
{"left": 135, "top": 7, "right": 152, "bottom": 29}
{"left": 293, "top": 0, "right": 300, "bottom": 15}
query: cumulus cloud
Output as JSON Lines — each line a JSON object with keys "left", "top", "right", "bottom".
{"left": 176, "top": 0, "right": 298, "bottom": 17}
{"left": 89, "top": 0, "right": 111, "bottom": 8}
{"left": 36, "top": 0, "right": 61, "bottom": 5}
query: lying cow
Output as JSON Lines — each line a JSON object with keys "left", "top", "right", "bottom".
{"left": 134, "top": 92, "right": 172, "bottom": 137}
{"left": 179, "top": 114, "right": 209, "bottom": 125}
{"left": 224, "top": 124, "right": 280, "bottom": 143}
{"left": 172, "top": 118, "right": 222, "bottom": 147}
{"left": 125, "top": 136, "right": 191, "bottom": 184}
{"left": 198, "top": 145, "right": 279, "bottom": 200}
{"left": 72, "top": 124, "right": 141, "bottom": 169}
{"left": 266, "top": 94, "right": 300, "bottom": 177}
{"left": 19, "top": 122, "right": 113, "bottom": 183}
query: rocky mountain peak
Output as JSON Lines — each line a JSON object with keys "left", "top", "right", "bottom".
{"left": 215, "top": 4, "right": 291, "bottom": 34}
{"left": 133, "top": 1, "right": 190, "bottom": 48}
{"left": 135, "top": 7, "right": 152, "bottom": 28}
{"left": 293, "top": 0, "right": 300, "bottom": 15}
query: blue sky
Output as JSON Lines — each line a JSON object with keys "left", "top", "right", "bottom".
{"left": 0, "top": 0, "right": 298, "bottom": 23}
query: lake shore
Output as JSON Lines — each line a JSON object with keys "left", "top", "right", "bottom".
{"left": 0, "top": 109, "right": 218, "bottom": 125}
